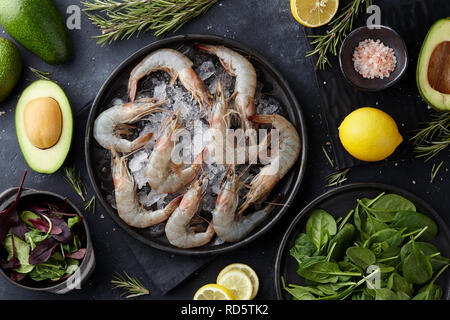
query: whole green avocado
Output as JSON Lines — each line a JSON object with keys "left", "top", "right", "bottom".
{"left": 0, "top": 0, "right": 71, "bottom": 65}
{"left": 0, "top": 37, "right": 22, "bottom": 103}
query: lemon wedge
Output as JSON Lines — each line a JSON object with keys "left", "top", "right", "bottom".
{"left": 216, "top": 269, "right": 253, "bottom": 300}
{"left": 193, "top": 284, "right": 236, "bottom": 300}
{"left": 290, "top": 0, "right": 339, "bottom": 28}
{"left": 217, "top": 263, "right": 259, "bottom": 300}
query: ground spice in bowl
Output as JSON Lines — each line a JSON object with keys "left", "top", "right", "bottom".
{"left": 353, "top": 39, "right": 397, "bottom": 79}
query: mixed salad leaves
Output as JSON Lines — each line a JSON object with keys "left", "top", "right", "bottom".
{"left": 0, "top": 170, "right": 86, "bottom": 283}
{"left": 282, "top": 192, "right": 450, "bottom": 300}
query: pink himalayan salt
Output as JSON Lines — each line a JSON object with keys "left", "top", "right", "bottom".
{"left": 353, "top": 39, "right": 397, "bottom": 79}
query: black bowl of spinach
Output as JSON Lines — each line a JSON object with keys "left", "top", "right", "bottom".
{"left": 274, "top": 183, "right": 450, "bottom": 300}
{"left": 0, "top": 174, "right": 95, "bottom": 294}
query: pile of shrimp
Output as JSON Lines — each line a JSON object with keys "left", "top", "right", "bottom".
{"left": 93, "top": 45, "right": 301, "bottom": 249}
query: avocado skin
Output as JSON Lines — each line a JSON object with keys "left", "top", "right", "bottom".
{"left": 0, "top": 0, "right": 71, "bottom": 65}
{"left": 416, "top": 18, "right": 450, "bottom": 111}
{"left": 15, "top": 80, "right": 73, "bottom": 174}
{"left": 0, "top": 37, "right": 22, "bottom": 103}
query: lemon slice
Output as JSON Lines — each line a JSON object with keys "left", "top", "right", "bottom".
{"left": 216, "top": 269, "right": 253, "bottom": 300}
{"left": 217, "top": 263, "right": 259, "bottom": 300}
{"left": 193, "top": 284, "right": 236, "bottom": 300}
{"left": 290, "top": 0, "right": 339, "bottom": 28}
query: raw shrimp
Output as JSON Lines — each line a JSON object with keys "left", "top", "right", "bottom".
{"left": 213, "top": 168, "right": 276, "bottom": 242}
{"left": 146, "top": 109, "right": 206, "bottom": 194}
{"left": 165, "top": 176, "right": 215, "bottom": 248}
{"left": 237, "top": 114, "right": 300, "bottom": 215}
{"left": 94, "top": 98, "right": 165, "bottom": 153}
{"left": 205, "top": 80, "right": 231, "bottom": 165}
{"left": 111, "top": 148, "right": 182, "bottom": 228}
{"left": 128, "top": 48, "right": 212, "bottom": 108}
{"left": 194, "top": 44, "right": 257, "bottom": 130}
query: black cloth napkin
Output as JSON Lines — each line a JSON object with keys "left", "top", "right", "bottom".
{"left": 73, "top": 101, "right": 214, "bottom": 294}
{"left": 305, "top": 0, "right": 450, "bottom": 170}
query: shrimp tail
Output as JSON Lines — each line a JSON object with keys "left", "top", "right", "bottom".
{"left": 131, "top": 132, "right": 154, "bottom": 150}
{"left": 128, "top": 78, "right": 138, "bottom": 102}
{"left": 248, "top": 114, "right": 273, "bottom": 124}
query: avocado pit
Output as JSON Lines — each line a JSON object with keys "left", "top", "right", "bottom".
{"left": 23, "top": 97, "right": 62, "bottom": 149}
{"left": 427, "top": 41, "right": 450, "bottom": 94}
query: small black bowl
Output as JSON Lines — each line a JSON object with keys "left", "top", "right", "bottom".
{"left": 0, "top": 188, "right": 96, "bottom": 294}
{"left": 339, "top": 25, "right": 408, "bottom": 91}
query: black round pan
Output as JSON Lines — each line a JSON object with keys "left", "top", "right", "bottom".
{"left": 274, "top": 183, "right": 450, "bottom": 300}
{"left": 85, "top": 34, "right": 308, "bottom": 256}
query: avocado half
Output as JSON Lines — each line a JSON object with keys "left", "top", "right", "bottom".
{"left": 417, "top": 18, "right": 450, "bottom": 111}
{"left": 15, "top": 80, "right": 73, "bottom": 174}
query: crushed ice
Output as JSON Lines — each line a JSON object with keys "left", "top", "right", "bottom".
{"left": 106, "top": 47, "right": 285, "bottom": 244}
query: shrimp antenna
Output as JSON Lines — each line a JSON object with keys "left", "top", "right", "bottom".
{"left": 121, "top": 144, "right": 151, "bottom": 160}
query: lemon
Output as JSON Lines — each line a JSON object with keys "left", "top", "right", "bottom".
{"left": 216, "top": 269, "right": 253, "bottom": 300}
{"left": 339, "top": 107, "right": 403, "bottom": 162}
{"left": 290, "top": 0, "right": 339, "bottom": 28}
{"left": 217, "top": 263, "right": 259, "bottom": 300}
{"left": 193, "top": 284, "right": 236, "bottom": 300}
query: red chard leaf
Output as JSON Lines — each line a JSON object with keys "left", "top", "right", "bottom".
{"left": 9, "top": 272, "right": 27, "bottom": 282}
{"left": 46, "top": 215, "right": 73, "bottom": 244}
{"left": 11, "top": 220, "right": 29, "bottom": 241}
{"left": 29, "top": 238, "right": 59, "bottom": 265}
{"left": 66, "top": 248, "right": 86, "bottom": 260}
{"left": 0, "top": 235, "right": 20, "bottom": 270}
{"left": 29, "top": 218, "right": 63, "bottom": 235}
{"left": 0, "top": 170, "right": 27, "bottom": 242}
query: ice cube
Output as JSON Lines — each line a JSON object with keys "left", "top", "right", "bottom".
{"left": 144, "top": 189, "right": 167, "bottom": 207}
{"left": 198, "top": 60, "right": 216, "bottom": 80}
{"left": 153, "top": 82, "right": 167, "bottom": 100}
{"left": 128, "top": 151, "right": 148, "bottom": 172}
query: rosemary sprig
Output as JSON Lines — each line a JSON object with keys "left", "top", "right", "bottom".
{"left": 326, "top": 168, "right": 350, "bottom": 187}
{"left": 306, "top": 0, "right": 372, "bottom": 70}
{"left": 430, "top": 161, "right": 444, "bottom": 183}
{"left": 111, "top": 272, "right": 150, "bottom": 298}
{"left": 63, "top": 166, "right": 86, "bottom": 201}
{"left": 410, "top": 111, "right": 450, "bottom": 161}
{"left": 84, "top": 195, "right": 96, "bottom": 214}
{"left": 82, "top": 0, "right": 219, "bottom": 45}
{"left": 322, "top": 145, "right": 335, "bottom": 168}
{"left": 29, "top": 67, "right": 51, "bottom": 81}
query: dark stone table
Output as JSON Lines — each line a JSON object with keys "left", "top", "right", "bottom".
{"left": 0, "top": 0, "right": 448, "bottom": 300}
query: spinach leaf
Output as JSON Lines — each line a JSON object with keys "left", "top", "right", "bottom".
{"left": 298, "top": 260, "right": 360, "bottom": 284}
{"left": 346, "top": 247, "right": 376, "bottom": 269}
{"left": 67, "top": 216, "right": 80, "bottom": 229}
{"left": 374, "top": 288, "right": 402, "bottom": 300}
{"left": 281, "top": 277, "right": 318, "bottom": 300}
{"left": 29, "top": 252, "right": 67, "bottom": 281}
{"left": 387, "top": 273, "right": 414, "bottom": 297}
{"left": 412, "top": 284, "right": 443, "bottom": 300}
{"left": 3, "top": 234, "right": 34, "bottom": 274}
{"left": 402, "top": 241, "right": 433, "bottom": 285}
{"left": 19, "top": 211, "right": 41, "bottom": 226}
{"left": 24, "top": 228, "right": 49, "bottom": 250}
{"left": 351, "top": 290, "right": 374, "bottom": 300}
{"left": 412, "top": 264, "right": 448, "bottom": 300}
{"left": 306, "top": 209, "right": 337, "bottom": 251}
{"left": 327, "top": 224, "right": 355, "bottom": 261}
{"left": 390, "top": 211, "right": 438, "bottom": 241}
{"left": 315, "top": 282, "right": 356, "bottom": 296}
{"left": 65, "top": 258, "right": 80, "bottom": 276}
{"left": 289, "top": 233, "right": 317, "bottom": 264}
{"left": 369, "top": 194, "right": 416, "bottom": 222}
{"left": 400, "top": 241, "right": 448, "bottom": 272}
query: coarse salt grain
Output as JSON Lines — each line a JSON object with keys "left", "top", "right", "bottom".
{"left": 353, "top": 39, "right": 397, "bottom": 79}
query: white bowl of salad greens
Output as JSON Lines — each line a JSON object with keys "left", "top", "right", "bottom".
{"left": 0, "top": 177, "right": 95, "bottom": 294}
